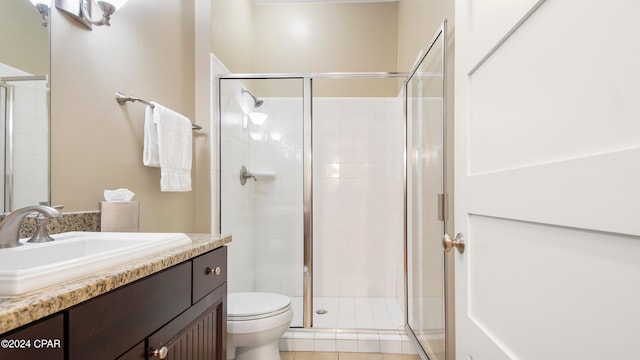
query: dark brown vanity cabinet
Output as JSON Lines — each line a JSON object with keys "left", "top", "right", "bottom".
{"left": 0, "top": 246, "right": 227, "bottom": 360}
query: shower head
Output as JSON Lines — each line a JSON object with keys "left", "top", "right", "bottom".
{"left": 241, "top": 88, "right": 264, "bottom": 108}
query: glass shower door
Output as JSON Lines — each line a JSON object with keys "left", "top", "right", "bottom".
{"left": 406, "top": 25, "right": 446, "bottom": 359}
{"left": 219, "top": 78, "right": 306, "bottom": 327}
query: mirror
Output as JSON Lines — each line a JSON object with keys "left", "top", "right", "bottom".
{"left": 0, "top": 0, "right": 51, "bottom": 211}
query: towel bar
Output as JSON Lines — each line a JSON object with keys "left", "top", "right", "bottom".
{"left": 115, "top": 92, "right": 203, "bottom": 130}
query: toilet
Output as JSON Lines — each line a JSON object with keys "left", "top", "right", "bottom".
{"left": 227, "top": 292, "right": 294, "bottom": 360}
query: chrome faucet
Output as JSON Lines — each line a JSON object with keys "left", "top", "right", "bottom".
{"left": 0, "top": 205, "right": 62, "bottom": 248}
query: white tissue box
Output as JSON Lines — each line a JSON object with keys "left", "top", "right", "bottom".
{"left": 100, "top": 201, "right": 139, "bottom": 232}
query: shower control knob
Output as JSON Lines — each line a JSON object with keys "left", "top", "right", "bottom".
{"left": 206, "top": 266, "right": 221, "bottom": 276}
{"left": 149, "top": 346, "right": 168, "bottom": 359}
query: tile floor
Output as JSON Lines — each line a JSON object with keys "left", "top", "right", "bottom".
{"left": 282, "top": 297, "right": 416, "bottom": 356}
{"left": 281, "top": 352, "right": 420, "bottom": 360}
{"left": 290, "top": 297, "right": 404, "bottom": 329}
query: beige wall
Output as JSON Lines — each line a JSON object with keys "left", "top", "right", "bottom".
{"left": 211, "top": 0, "right": 254, "bottom": 73}
{"left": 252, "top": 2, "right": 397, "bottom": 73}
{"left": 0, "top": 1, "right": 48, "bottom": 75}
{"left": 211, "top": 1, "right": 399, "bottom": 97}
{"left": 194, "top": 0, "right": 214, "bottom": 233}
{"left": 398, "top": 0, "right": 452, "bottom": 71}
{"left": 254, "top": 2, "right": 398, "bottom": 97}
{"left": 51, "top": 0, "right": 206, "bottom": 233}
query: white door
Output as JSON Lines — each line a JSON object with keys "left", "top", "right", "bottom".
{"left": 454, "top": 1, "right": 640, "bottom": 359}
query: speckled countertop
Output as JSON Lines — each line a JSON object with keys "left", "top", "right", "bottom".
{"left": 0, "top": 233, "right": 231, "bottom": 334}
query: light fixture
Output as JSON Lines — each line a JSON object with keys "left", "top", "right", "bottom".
{"left": 31, "top": 0, "right": 51, "bottom": 27}
{"left": 82, "top": 0, "right": 128, "bottom": 26}
{"left": 55, "top": 0, "right": 129, "bottom": 29}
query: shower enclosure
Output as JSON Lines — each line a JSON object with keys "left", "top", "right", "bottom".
{"left": 0, "top": 76, "right": 50, "bottom": 211}
{"left": 219, "top": 75, "right": 405, "bottom": 330}
{"left": 217, "top": 23, "right": 446, "bottom": 359}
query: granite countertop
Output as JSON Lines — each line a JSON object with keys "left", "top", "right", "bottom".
{"left": 0, "top": 233, "right": 232, "bottom": 334}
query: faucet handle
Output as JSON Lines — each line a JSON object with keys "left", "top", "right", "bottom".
{"left": 27, "top": 205, "right": 63, "bottom": 243}
{"left": 28, "top": 216, "right": 55, "bottom": 243}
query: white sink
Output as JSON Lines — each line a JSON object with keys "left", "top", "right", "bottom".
{"left": 0, "top": 232, "right": 192, "bottom": 296}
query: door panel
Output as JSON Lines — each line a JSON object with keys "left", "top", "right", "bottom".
{"left": 467, "top": 149, "right": 640, "bottom": 235}
{"left": 468, "top": 0, "right": 640, "bottom": 175}
{"left": 406, "top": 25, "right": 446, "bottom": 359}
{"left": 469, "top": 0, "right": 543, "bottom": 69}
{"left": 456, "top": 0, "right": 640, "bottom": 359}
{"left": 469, "top": 216, "right": 640, "bottom": 358}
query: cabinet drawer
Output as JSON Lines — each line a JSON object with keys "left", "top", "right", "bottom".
{"left": 116, "top": 341, "right": 145, "bottom": 360}
{"left": 68, "top": 262, "right": 191, "bottom": 360}
{"left": 193, "top": 246, "right": 227, "bottom": 303}
{"left": 0, "top": 314, "right": 64, "bottom": 360}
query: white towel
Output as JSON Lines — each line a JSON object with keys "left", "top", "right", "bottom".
{"left": 143, "top": 102, "right": 192, "bottom": 192}
{"left": 143, "top": 105, "right": 160, "bottom": 167}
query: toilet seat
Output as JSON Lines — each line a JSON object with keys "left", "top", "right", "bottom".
{"left": 228, "top": 292, "right": 291, "bottom": 320}
{"left": 227, "top": 292, "right": 294, "bottom": 335}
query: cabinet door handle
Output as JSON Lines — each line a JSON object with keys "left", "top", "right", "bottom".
{"left": 149, "top": 346, "right": 168, "bottom": 359}
{"left": 205, "top": 266, "right": 221, "bottom": 276}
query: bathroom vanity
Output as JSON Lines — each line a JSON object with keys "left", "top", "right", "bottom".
{"left": 0, "top": 234, "right": 231, "bottom": 360}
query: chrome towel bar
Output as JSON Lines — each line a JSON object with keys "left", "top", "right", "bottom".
{"left": 115, "top": 92, "right": 203, "bottom": 130}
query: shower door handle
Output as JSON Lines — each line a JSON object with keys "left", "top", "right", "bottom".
{"left": 443, "top": 233, "right": 465, "bottom": 254}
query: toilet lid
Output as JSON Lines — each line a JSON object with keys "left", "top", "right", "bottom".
{"left": 228, "top": 292, "right": 291, "bottom": 318}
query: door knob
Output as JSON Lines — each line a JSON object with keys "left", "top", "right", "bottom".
{"left": 149, "top": 346, "right": 168, "bottom": 359}
{"left": 443, "top": 233, "right": 465, "bottom": 254}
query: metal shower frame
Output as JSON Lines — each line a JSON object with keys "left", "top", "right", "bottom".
{"left": 217, "top": 72, "right": 409, "bottom": 329}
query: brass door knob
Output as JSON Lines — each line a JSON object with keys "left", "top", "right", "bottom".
{"left": 443, "top": 233, "right": 465, "bottom": 254}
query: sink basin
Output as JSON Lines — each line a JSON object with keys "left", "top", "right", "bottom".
{"left": 0, "top": 232, "right": 191, "bottom": 296}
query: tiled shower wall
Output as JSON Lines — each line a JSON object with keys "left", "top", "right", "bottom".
{"left": 12, "top": 79, "right": 49, "bottom": 209}
{"left": 313, "top": 98, "right": 404, "bottom": 300}
{"left": 221, "top": 89, "right": 306, "bottom": 298}
{"left": 220, "top": 88, "right": 404, "bottom": 327}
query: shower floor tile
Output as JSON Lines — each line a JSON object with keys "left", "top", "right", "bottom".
{"left": 290, "top": 297, "right": 404, "bottom": 330}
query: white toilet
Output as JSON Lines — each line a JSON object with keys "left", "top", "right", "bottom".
{"left": 227, "top": 292, "right": 294, "bottom": 360}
